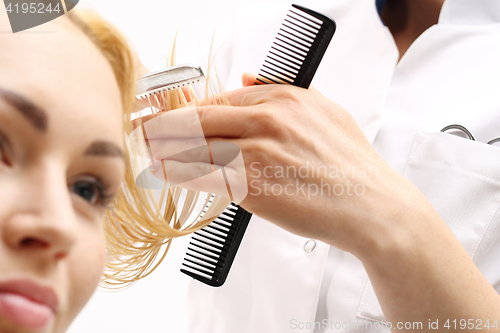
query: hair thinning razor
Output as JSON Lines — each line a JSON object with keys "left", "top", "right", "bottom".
{"left": 135, "top": 64, "right": 205, "bottom": 99}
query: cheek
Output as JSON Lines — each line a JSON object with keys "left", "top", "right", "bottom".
{"left": 65, "top": 224, "right": 106, "bottom": 320}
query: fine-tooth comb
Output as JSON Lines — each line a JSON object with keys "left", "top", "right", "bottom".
{"left": 179, "top": 4, "right": 336, "bottom": 287}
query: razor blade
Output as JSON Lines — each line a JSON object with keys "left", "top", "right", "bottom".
{"left": 136, "top": 64, "right": 205, "bottom": 99}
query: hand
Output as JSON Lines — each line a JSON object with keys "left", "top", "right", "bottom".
{"left": 132, "top": 73, "right": 422, "bottom": 256}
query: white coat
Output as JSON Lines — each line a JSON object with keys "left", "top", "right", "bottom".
{"left": 186, "top": 0, "right": 500, "bottom": 332}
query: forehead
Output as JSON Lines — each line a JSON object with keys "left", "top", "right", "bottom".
{"left": 0, "top": 15, "right": 123, "bottom": 144}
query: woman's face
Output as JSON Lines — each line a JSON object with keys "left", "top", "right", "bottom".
{"left": 0, "top": 16, "right": 125, "bottom": 333}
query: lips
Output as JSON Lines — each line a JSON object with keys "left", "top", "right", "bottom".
{"left": 0, "top": 279, "right": 59, "bottom": 329}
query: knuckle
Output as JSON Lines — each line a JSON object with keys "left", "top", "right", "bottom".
{"left": 245, "top": 139, "right": 268, "bottom": 156}
{"left": 255, "top": 108, "right": 280, "bottom": 132}
{"left": 271, "top": 85, "right": 296, "bottom": 100}
{"left": 196, "top": 106, "right": 207, "bottom": 124}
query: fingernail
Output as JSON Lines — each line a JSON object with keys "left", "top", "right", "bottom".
{"left": 150, "top": 161, "right": 161, "bottom": 173}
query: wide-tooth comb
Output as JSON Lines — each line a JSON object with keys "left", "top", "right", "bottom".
{"left": 257, "top": 4, "right": 336, "bottom": 88}
{"left": 181, "top": 196, "right": 252, "bottom": 287}
{"left": 135, "top": 64, "right": 205, "bottom": 99}
{"left": 180, "top": 4, "right": 335, "bottom": 287}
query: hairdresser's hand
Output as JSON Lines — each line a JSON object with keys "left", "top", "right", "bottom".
{"left": 133, "top": 73, "right": 430, "bottom": 256}
{"left": 196, "top": 73, "right": 431, "bottom": 255}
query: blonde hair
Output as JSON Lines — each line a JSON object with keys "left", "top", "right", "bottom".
{"left": 68, "top": 10, "right": 230, "bottom": 288}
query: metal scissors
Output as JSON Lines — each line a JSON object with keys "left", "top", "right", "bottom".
{"left": 441, "top": 124, "right": 500, "bottom": 145}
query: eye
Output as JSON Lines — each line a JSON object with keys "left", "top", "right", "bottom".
{"left": 70, "top": 176, "right": 114, "bottom": 207}
{"left": 0, "top": 132, "right": 11, "bottom": 166}
{"left": 72, "top": 181, "right": 99, "bottom": 204}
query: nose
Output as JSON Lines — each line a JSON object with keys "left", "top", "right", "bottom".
{"left": 1, "top": 167, "right": 78, "bottom": 261}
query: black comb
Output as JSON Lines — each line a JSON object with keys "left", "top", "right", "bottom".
{"left": 257, "top": 4, "right": 336, "bottom": 88}
{"left": 180, "top": 4, "right": 336, "bottom": 287}
{"left": 180, "top": 196, "right": 252, "bottom": 287}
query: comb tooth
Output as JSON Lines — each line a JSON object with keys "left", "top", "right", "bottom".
{"left": 182, "top": 262, "right": 214, "bottom": 275}
{"left": 290, "top": 5, "right": 324, "bottom": 24}
{"left": 194, "top": 231, "right": 226, "bottom": 245}
{"left": 262, "top": 64, "right": 296, "bottom": 82}
{"left": 262, "top": 65, "right": 295, "bottom": 84}
{"left": 205, "top": 223, "right": 229, "bottom": 232}
{"left": 275, "top": 37, "right": 308, "bottom": 56}
{"left": 263, "top": 61, "right": 297, "bottom": 76}
{"left": 256, "top": 78, "right": 272, "bottom": 85}
{"left": 284, "top": 17, "right": 319, "bottom": 37}
{"left": 207, "top": 221, "right": 230, "bottom": 231}
{"left": 223, "top": 210, "right": 245, "bottom": 221}
{"left": 261, "top": 70, "right": 294, "bottom": 85}
{"left": 259, "top": 73, "right": 287, "bottom": 85}
{"left": 278, "top": 31, "right": 311, "bottom": 51}
{"left": 181, "top": 267, "right": 214, "bottom": 282}
{"left": 261, "top": 68, "right": 295, "bottom": 85}
{"left": 214, "top": 218, "right": 232, "bottom": 228}
{"left": 280, "top": 28, "right": 313, "bottom": 47}
{"left": 223, "top": 206, "right": 237, "bottom": 214}
{"left": 221, "top": 210, "right": 235, "bottom": 218}
{"left": 211, "top": 220, "right": 232, "bottom": 229}
{"left": 185, "top": 255, "right": 217, "bottom": 271}
{"left": 290, "top": 7, "right": 323, "bottom": 25}
{"left": 185, "top": 253, "right": 216, "bottom": 270}
{"left": 198, "top": 228, "right": 227, "bottom": 242}
{"left": 222, "top": 207, "right": 236, "bottom": 214}
{"left": 271, "top": 46, "right": 305, "bottom": 64}
{"left": 274, "top": 40, "right": 307, "bottom": 59}
{"left": 183, "top": 257, "right": 215, "bottom": 272}
{"left": 269, "top": 50, "right": 303, "bottom": 68}
{"left": 267, "top": 55, "right": 300, "bottom": 72}
{"left": 288, "top": 11, "right": 322, "bottom": 30}
{"left": 263, "top": 63, "right": 296, "bottom": 81}
{"left": 282, "top": 23, "right": 315, "bottom": 43}
{"left": 190, "top": 241, "right": 221, "bottom": 256}
{"left": 200, "top": 227, "right": 228, "bottom": 239}
{"left": 229, "top": 202, "right": 240, "bottom": 209}
{"left": 186, "top": 260, "right": 224, "bottom": 278}
{"left": 206, "top": 224, "right": 233, "bottom": 236}
{"left": 216, "top": 214, "right": 235, "bottom": 224}
{"left": 192, "top": 236, "right": 224, "bottom": 250}
{"left": 187, "top": 246, "right": 220, "bottom": 262}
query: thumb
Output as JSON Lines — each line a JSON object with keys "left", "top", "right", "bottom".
{"left": 241, "top": 72, "right": 260, "bottom": 87}
{"left": 241, "top": 72, "right": 320, "bottom": 93}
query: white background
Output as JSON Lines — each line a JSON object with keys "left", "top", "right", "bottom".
{"left": 67, "top": 1, "right": 285, "bottom": 332}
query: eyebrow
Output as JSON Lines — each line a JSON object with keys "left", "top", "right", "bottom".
{"left": 0, "top": 87, "right": 125, "bottom": 161}
{"left": 85, "top": 141, "right": 125, "bottom": 160}
{"left": 0, "top": 87, "right": 48, "bottom": 132}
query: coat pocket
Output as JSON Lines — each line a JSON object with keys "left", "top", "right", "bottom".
{"left": 357, "top": 131, "right": 500, "bottom": 322}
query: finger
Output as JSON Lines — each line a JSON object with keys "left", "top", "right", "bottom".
{"left": 198, "top": 104, "right": 260, "bottom": 138}
{"left": 241, "top": 72, "right": 260, "bottom": 87}
{"left": 131, "top": 105, "right": 254, "bottom": 139}
{"left": 133, "top": 96, "right": 153, "bottom": 114}
{"left": 148, "top": 144, "right": 247, "bottom": 203}
{"left": 148, "top": 159, "right": 242, "bottom": 200}
{"left": 195, "top": 84, "right": 275, "bottom": 107}
{"left": 149, "top": 140, "right": 211, "bottom": 164}
{"left": 131, "top": 112, "right": 158, "bottom": 131}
